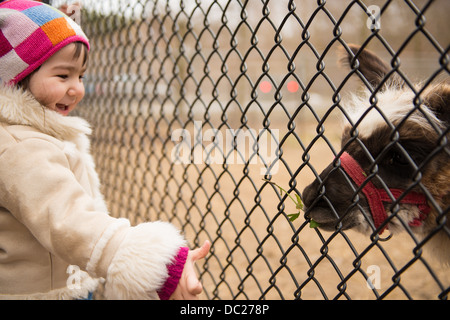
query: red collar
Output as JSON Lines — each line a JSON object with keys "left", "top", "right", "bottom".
{"left": 339, "top": 152, "right": 430, "bottom": 234}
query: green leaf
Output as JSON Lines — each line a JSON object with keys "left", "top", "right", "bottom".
{"left": 287, "top": 212, "right": 300, "bottom": 222}
{"left": 309, "top": 219, "right": 320, "bottom": 228}
{"left": 263, "top": 179, "right": 304, "bottom": 223}
{"left": 295, "top": 193, "right": 303, "bottom": 210}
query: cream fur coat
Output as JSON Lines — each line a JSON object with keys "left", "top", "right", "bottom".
{"left": 0, "top": 85, "right": 186, "bottom": 299}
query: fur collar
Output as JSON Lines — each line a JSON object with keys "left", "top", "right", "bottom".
{"left": 0, "top": 85, "right": 91, "bottom": 143}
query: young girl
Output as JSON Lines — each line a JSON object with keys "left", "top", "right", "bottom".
{"left": 0, "top": 0, "right": 210, "bottom": 299}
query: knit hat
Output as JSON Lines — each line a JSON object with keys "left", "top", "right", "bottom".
{"left": 0, "top": 0, "right": 90, "bottom": 85}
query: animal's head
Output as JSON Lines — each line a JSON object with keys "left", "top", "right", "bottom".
{"left": 302, "top": 44, "right": 449, "bottom": 236}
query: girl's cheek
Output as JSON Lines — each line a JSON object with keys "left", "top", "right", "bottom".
{"left": 28, "top": 76, "right": 46, "bottom": 104}
{"left": 29, "top": 80, "right": 56, "bottom": 108}
{"left": 29, "top": 86, "right": 46, "bottom": 106}
{"left": 32, "top": 91, "right": 51, "bottom": 107}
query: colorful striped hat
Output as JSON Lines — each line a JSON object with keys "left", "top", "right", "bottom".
{"left": 0, "top": 0, "right": 89, "bottom": 85}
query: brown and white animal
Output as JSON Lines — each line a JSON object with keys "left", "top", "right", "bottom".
{"left": 302, "top": 44, "right": 449, "bottom": 264}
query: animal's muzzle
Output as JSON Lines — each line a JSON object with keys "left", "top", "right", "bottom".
{"left": 338, "top": 152, "right": 430, "bottom": 234}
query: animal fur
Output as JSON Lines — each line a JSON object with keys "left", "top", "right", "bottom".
{"left": 302, "top": 44, "right": 450, "bottom": 265}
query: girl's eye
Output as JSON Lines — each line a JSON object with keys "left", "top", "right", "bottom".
{"left": 57, "top": 75, "right": 68, "bottom": 79}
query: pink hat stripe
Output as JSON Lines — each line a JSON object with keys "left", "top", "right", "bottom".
{"left": 15, "top": 28, "right": 52, "bottom": 64}
{"left": 0, "top": 31, "right": 13, "bottom": 56}
{"left": 0, "top": 0, "right": 39, "bottom": 10}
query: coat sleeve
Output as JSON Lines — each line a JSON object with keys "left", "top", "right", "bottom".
{"left": 0, "top": 137, "right": 186, "bottom": 299}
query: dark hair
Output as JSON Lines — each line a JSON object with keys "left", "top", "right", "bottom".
{"left": 17, "top": 42, "right": 89, "bottom": 90}
{"left": 72, "top": 41, "right": 89, "bottom": 67}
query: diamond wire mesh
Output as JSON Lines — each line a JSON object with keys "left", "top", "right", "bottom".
{"left": 59, "top": 0, "right": 449, "bottom": 299}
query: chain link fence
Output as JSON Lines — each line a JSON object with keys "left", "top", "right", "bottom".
{"left": 57, "top": 0, "right": 448, "bottom": 299}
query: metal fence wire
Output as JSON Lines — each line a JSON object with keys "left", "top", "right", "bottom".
{"left": 58, "top": 0, "right": 449, "bottom": 299}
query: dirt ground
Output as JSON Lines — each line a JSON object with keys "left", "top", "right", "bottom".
{"left": 90, "top": 109, "right": 449, "bottom": 300}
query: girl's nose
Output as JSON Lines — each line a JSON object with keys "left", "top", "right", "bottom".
{"left": 68, "top": 81, "right": 84, "bottom": 98}
{"left": 67, "top": 88, "right": 77, "bottom": 97}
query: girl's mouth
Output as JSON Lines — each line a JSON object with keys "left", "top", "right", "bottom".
{"left": 55, "top": 104, "right": 70, "bottom": 115}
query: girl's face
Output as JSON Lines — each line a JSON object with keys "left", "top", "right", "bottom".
{"left": 28, "top": 43, "right": 87, "bottom": 116}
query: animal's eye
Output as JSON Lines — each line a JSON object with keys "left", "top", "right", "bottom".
{"left": 388, "top": 151, "right": 409, "bottom": 166}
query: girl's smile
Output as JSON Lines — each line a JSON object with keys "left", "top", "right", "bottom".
{"left": 28, "top": 43, "right": 87, "bottom": 116}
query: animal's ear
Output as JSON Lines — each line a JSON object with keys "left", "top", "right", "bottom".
{"left": 423, "top": 83, "right": 450, "bottom": 125}
{"left": 339, "top": 44, "right": 404, "bottom": 91}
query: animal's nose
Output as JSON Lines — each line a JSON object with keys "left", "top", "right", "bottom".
{"left": 302, "top": 180, "right": 320, "bottom": 208}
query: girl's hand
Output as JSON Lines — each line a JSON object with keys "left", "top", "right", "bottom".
{"left": 169, "top": 240, "right": 211, "bottom": 300}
